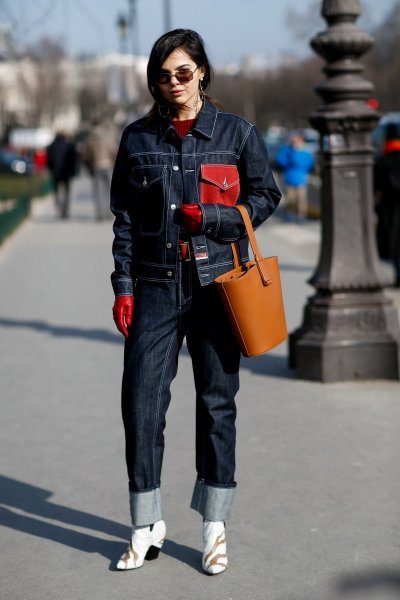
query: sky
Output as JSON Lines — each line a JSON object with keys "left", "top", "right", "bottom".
{"left": 0, "top": 0, "right": 397, "bottom": 66}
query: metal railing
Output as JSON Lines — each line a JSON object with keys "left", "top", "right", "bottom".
{"left": 0, "top": 178, "right": 51, "bottom": 246}
{"left": 0, "top": 196, "right": 31, "bottom": 245}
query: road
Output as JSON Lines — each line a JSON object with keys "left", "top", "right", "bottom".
{"left": 0, "top": 175, "right": 399, "bottom": 600}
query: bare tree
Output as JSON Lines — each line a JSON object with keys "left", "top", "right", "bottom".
{"left": 78, "top": 79, "right": 109, "bottom": 123}
{"left": 211, "top": 54, "right": 323, "bottom": 132}
{"left": 365, "top": 0, "right": 400, "bottom": 110}
{"left": 17, "top": 37, "right": 69, "bottom": 127}
{"left": 211, "top": 0, "right": 400, "bottom": 131}
{"left": 285, "top": 0, "right": 400, "bottom": 114}
{"left": 285, "top": 0, "right": 324, "bottom": 44}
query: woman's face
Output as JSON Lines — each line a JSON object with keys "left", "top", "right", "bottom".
{"left": 156, "top": 48, "right": 205, "bottom": 110}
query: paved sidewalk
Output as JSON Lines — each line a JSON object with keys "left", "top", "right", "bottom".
{"left": 0, "top": 176, "right": 399, "bottom": 600}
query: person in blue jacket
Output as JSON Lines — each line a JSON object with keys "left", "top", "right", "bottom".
{"left": 276, "top": 131, "right": 314, "bottom": 220}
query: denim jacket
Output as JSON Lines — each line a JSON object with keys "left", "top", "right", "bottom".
{"left": 110, "top": 100, "right": 281, "bottom": 296}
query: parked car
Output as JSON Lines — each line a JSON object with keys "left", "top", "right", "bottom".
{"left": 0, "top": 148, "right": 33, "bottom": 176}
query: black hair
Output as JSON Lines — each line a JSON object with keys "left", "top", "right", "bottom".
{"left": 145, "top": 28, "right": 221, "bottom": 124}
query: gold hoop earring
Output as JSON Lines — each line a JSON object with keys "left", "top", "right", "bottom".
{"left": 199, "top": 80, "right": 205, "bottom": 101}
{"left": 158, "top": 103, "right": 170, "bottom": 118}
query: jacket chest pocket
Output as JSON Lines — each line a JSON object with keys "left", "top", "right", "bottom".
{"left": 129, "top": 164, "right": 167, "bottom": 234}
{"left": 199, "top": 164, "right": 240, "bottom": 206}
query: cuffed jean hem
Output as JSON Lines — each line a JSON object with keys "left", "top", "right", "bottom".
{"left": 129, "top": 488, "right": 162, "bottom": 526}
{"left": 190, "top": 479, "right": 236, "bottom": 521}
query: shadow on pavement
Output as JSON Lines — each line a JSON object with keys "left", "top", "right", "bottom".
{"left": 335, "top": 569, "right": 400, "bottom": 599}
{"left": 0, "top": 317, "right": 121, "bottom": 345}
{"left": 31, "top": 213, "right": 105, "bottom": 224}
{"left": 0, "top": 475, "right": 129, "bottom": 562}
{"left": 162, "top": 539, "right": 203, "bottom": 574}
{"left": 279, "top": 262, "right": 314, "bottom": 273}
{"left": 242, "top": 353, "right": 295, "bottom": 379}
{"left": 0, "top": 475, "right": 200, "bottom": 570}
{"left": 0, "top": 317, "right": 295, "bottom": 378}
{"left": 0, "top": 504, "right": 127, "bottom": 565}
{"left": 289, "top": 569, "right": 400, "bottom": 600}
{"left": 180, "top": 343, "right": 294, "bottom": 379}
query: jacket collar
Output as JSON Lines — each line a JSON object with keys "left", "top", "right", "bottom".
{"left": 160, "top": 100, "right": 218, "bottom": 142}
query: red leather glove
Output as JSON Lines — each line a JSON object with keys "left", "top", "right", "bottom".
{"left": 112, "top": 296, "right": 134, "bottom": 338}
{"left": 180, "top": 203, "right": 202, "bottom": 233}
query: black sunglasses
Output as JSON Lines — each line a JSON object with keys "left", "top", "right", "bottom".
{"left": 156, "top": 66, "right": 199, "bottom": 85}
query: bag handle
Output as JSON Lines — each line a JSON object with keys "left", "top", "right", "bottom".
{"left": 230, "top": 204, "right": 271, "bottom": 286}
{"left": 230, "top": 238, "right": 241, "bottom": 267}
{"left": 235, "top": 205, "right": 264, "bottom": 261}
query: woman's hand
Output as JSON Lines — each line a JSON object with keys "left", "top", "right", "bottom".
{"left": 112, "top": 296, "right": 134, "bottom": 338}
{"left": 180, "top": 203, "right": 203, "bottom": 233}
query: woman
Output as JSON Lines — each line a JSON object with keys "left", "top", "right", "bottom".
{"left": 110, "top": 29, "right": 281, "bottom": 575}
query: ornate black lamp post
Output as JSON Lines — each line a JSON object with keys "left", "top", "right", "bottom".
{"left": 289, "top": 0, "right": 400, "bottom": 381}
{"left": 117, "top": 15, "right": 128, "bottom": 55}
{"left": 164, "top": 0, "right": 172, "bottom": 31}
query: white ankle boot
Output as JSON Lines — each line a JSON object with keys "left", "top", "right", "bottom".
{"left": 116, "top": 520, "right": 166, "bottom": 570}
{"left": 202, "top": 520, "right": 228, "bottom": 575}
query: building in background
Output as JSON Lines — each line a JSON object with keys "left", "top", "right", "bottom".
{"left": 0, "top": 21, "right": 148, "bottom": 144}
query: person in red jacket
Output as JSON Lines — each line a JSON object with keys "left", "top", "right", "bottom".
{"left": 33, "top": 148, "right": 47, "bottom": 174}
{"left": 110, "top": 29, "right": 281, "bottom": 575}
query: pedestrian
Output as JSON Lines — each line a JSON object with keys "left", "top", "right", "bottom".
{"left": 46, "top": 131, "right": 77, "bottom": 219}
{"left": 82, "top": 117, "right": 117, "bottom": 221}
{"left": 276, "top": 131, "right": 314, "bottom": 221}
{"left": 374, "top": 123, "right": 400, "bottom": 287}
{"left": 110, "top": 29, "right": 281, "bottom": 575}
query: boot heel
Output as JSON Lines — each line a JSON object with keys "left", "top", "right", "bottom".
{"left": 145, "top": 542, "right": 163, "bottom": 561}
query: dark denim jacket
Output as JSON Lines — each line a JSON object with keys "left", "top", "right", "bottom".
{"left": 110, "top": 100, "right": 281, "bottom": 296}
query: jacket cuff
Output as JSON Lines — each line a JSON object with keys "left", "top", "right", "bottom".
{"left": 199, "top": 203, "right": 221, "bottom": 238}
{"left": 111, "top": 277, "right": 134, "bottom": 297}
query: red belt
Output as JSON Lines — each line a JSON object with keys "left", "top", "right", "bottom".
{"left": 178, "top": 240, "right": 192, "bottom": 261}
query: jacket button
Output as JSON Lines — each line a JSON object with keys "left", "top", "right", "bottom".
{"left": 170, "top": 204, "right": 176, "bottom": 210}
{"left": 166, "top": 242, "right": 172, "bottom": 248}
{"left": 167, "top": 271, "right": 173, "bottom": 277}
{"left": 173, "top": 165, "right": 179, "bottom": 171}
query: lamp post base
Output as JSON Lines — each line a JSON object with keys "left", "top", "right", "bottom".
{"left": 289, "top": 291, "right": 400, "bottom": 382}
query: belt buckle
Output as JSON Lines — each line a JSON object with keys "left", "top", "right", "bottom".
{"left": 178, "top": 241, "right": 191, "bottom": 262}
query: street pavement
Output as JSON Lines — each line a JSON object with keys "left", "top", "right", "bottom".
{"left": 1, "top": 175, "right": 399, "bottom": 600}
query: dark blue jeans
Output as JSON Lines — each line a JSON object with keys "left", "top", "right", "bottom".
{"left": 121, "top": 260, "right": 240, "bottom": 525}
